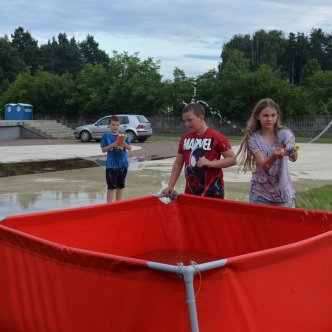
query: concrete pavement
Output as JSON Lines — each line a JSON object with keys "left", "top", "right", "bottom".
{"left": 0, "top": 139, "right": 331, "bottom": 218}
{"left": 0, "top": 139, "right": 332, "bottom": 183}
{"left": 0, "top": 140, "right": 137, "bottom": 163}
{"left": 0, "top": 139, "right": 179, "bottom": 163}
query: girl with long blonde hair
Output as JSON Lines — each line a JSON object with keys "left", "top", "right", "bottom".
{"left": 236, "top": 98, "right": 298, "bottom": 207}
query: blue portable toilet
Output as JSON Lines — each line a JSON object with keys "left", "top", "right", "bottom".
{"left": 4, "top": 103, "right": 33, "bottom": 120}
{"left": 4, "top": 103, "right": 17, "bottom": 120}
{"left": 18, "top": 103, "right": 33, "bottom": 120}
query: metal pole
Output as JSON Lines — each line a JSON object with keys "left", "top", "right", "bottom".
{"left": 148, "top": 258, "right": 228, "bottom": 332}
{"left": 148, "top": 262, "right": 200, "bottom": 332}
{"left": 182, "top": 265, "right": 199, "bottom": 332}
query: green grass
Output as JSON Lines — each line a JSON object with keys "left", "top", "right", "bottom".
{"left": 149, "top": 133, "right": 182, "bottom": 142}
{"left": 296, "top": 185, "right": 332, "bottom": 211}
{"left": 296, "top": 136, "right": 332, "bottom": 143}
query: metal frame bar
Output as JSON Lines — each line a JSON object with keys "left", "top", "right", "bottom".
{"left": 148, "top": 258, "right": 227, "bottom": 332}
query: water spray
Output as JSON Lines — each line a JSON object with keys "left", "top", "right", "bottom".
{"left": 183, "top": 79, "right": 244, "bottom": 133}
{"left": 307, "top": 120, "right": 332, "bottom": 144}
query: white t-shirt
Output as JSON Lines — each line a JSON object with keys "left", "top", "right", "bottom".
{"left": 248, "top": 128, "right": 295, "bottom": 202}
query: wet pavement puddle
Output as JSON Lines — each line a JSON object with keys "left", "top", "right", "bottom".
{"left": 1, "top": 143, "right": 332, "bottom": 219}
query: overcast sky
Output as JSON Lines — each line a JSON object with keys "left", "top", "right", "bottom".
{"left": 1, "top": 0, "right": 331, "bottom": 79}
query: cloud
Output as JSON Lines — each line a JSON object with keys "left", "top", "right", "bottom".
{"left": 0, "top": 0, "right": 331, "bottom": 79}
{"left": 184, "top": 54, "right": 220, "bottom": 61}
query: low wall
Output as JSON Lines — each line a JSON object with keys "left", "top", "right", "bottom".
{"left": 0, "top": 121, "right": 43, "bottom": 140}
{"left": 0, "top": 125, "right": 21, "bottom": 140}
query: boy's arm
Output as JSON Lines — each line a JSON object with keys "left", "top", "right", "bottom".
{"left": 101, "top": 141, "right": 117, "bottom": 153}
{"left": 123, "top": 141, "right": 131, "bottom": 151}
{"left": 162, "top": 154, "right": 184, "bottom": 197}
{"left": 197, "top": 149, "right": 237, "bottom": 169}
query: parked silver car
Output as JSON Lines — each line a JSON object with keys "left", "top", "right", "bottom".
{"left": 74, "top": 114, "right": 153, "bottom": 142}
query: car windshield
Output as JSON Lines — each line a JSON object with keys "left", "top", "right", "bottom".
{"left": 137, "top": 115, "right": 149, "bottom": 123}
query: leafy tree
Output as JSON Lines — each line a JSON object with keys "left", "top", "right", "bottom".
{"left": 220, "top": 34, "right": 253, "bottom": 69}
{"left": 1, "top": 26, "right": 331, "bottom": 121}
{"left": 79, "top": 35, "right": 109, "bottom": 67}
{"left": 161, "top": 68, "right": 195, "bottom": 116}
{"left": 0, "top": 71, "right": 33, "bottom": 106}
{"left": 300, "top": 58, "right": 321, "bottom": 85}
{"left": 284, "top": 32, "right": 297, "bottom": 83}
{"left": 11, "top": 27, "right": 40, "bottom": 74}
{"left": 0, "top": 70, "right": 75, "bottom": 116}
{"left": 221, "top": 29, "right": 332, "bottom": 85}
{"left": 29, "top": 70, "right": 75, "bottom": 116}
{"left": 252, "top": 29, "right": 287, "bottom": 71}
{"left": 216, "top": 50, "right": 251, "bottom": 121}
{"left": 304, "top": 70, "right": 332, "bottom": 114}
{"left": 72, "top": 64, "right": 109, "bottom": 117}
{"left": 195, "top": 69, "right": 219, "bottom": 110}
{"left": 284, "top": 32, "right": 311, "bottom": 84}
{"left": 217, "top": 49, "right": 311, "bottom": 121}
{"left": 0, "top": 36, "right": 25, "bottom": 83}
{"left": 107, "top": 51, "right": 163, "bottom": 116}
{"left": 246, "top": 65, "right": 284, "bottom": 102}
{"left": 39, "top": 33, "right": 83, "bottom": 77}
{"left": 0, "top": 78, "right": 10, "bottom": 95}
{"left": 39, "top": 41, "right": 55, "bottom": 73}
{"left": 310, "top": 28, "right": 332, "bottom": 71}
{"left": 277, "top": 83, "right": 310, "bottom": 117}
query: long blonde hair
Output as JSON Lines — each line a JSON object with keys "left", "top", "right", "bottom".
{"left": 236, "top": 98, "right": 284, "bottom": 173}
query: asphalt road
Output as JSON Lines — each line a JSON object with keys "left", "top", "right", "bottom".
{"left": 0, "top": 139, "right": 179, "bottom": 162}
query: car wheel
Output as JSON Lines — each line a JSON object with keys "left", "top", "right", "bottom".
{"left": 80, "top": 130, "right": 92, "bottom": 142}
{"left": 137, "top": 137, "right": 147, "bottom": 142}
{"left": 126, "top": 130, "right": 137, "bottom": 143}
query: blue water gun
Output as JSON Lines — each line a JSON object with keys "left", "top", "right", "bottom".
{"left": 280, "top": 144, "right": 300, "bottom": 155}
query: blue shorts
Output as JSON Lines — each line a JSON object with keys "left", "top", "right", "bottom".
{"left": 249, "top": 192, "right": 295, "bottom": 208}
{"left": 106, "top": 168, "right": 128, "bottom": 190}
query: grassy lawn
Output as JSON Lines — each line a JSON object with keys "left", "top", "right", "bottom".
{"left": 295, "top": 136, "right": 332, "bottom": 143}
{"left": 149, "top": 133, "right": 182, "bottom": 142}
{"left": 296, "top": 185, "right": 332, "bottom": 211}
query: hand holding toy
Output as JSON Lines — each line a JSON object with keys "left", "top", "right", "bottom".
{"left": 279, "top": 144, "right": 300, "bottom": 156}
{"left": 116, "top": 134, "right": 126, "bottom": 149}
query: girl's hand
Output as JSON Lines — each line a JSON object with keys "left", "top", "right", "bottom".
{"left": 288, "top": 151, "right": 298, "bottom": 162}
{"left": 274, "top": 149, "right": 284, "bottom": 159}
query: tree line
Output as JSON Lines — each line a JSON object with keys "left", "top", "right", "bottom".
{"left": 0, "top": 27, "right": 331, "bottom": 123}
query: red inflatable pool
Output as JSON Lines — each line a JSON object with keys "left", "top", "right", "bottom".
{"left": 1, "top": 195, "right": 332, "bottom": 331}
